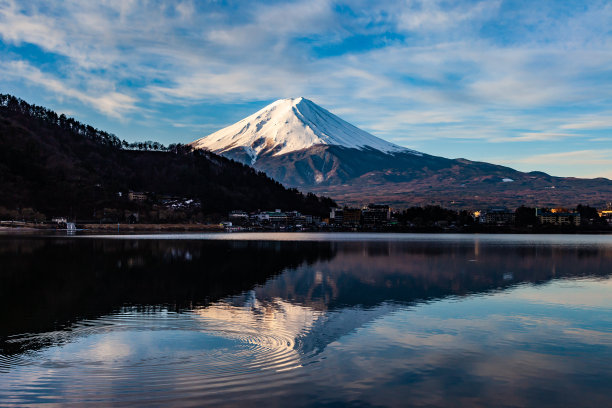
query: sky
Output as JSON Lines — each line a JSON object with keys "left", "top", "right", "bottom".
{"left": 0, "top": 0, "right": 611, "bottom": 179}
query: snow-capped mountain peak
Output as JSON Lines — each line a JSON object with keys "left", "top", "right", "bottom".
{"left": 190, "top": 97, "right": 419, "bottom": 164}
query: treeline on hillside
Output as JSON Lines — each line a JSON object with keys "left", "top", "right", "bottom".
{"left": 0, "top": 94, "right": 122, "bottom": 148}
{"left": 0, "top": 94, "right": 336, "bottom": 221}
{"left": 1, "top": 94, "right": 197, "bottom": 153}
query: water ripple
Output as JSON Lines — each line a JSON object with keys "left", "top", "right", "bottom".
{"left": 0, "top": 299, "right": 325, "bottom": 406}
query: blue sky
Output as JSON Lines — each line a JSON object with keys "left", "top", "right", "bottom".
{"left": 1, "top": 0, "right": 611, "bottom": 178}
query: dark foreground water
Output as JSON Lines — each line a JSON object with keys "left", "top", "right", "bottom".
{"left": 1, "top": 233, "right": 611, "bottom": 407}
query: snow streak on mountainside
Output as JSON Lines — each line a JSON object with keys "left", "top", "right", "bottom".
{"left": 190, "top": 97, "right": 419, "bottom": 164}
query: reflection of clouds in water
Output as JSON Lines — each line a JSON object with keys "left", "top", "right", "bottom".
{"left": 561, "top": 328, "right": 612, "bottom": 346}
{"left": 507, "top": 278, "right": 612, "bottom": 308}
{"left": 312, "top": 279, "right": 612, "bottom": 407}
{"left": 82, "top": 336, "right": 132, "bottom": 361}
{"left": 0, "top": 302, "right": 325, "bottom": 405}
{"left": 193, "top": 293, "right": 324, "bottom": 369}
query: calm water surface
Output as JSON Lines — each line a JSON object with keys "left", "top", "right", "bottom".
{"left": 1, "top": 233, "right": 611, "bottom": 407}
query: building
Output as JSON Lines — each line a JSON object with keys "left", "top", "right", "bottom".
{"left": 362, "top": 204, "right": 391, "bottom": 226}
{"left": 285, "top": 211, "right": 302, "bottom": 224}
{"left": 536, "top": 208, "right": 581, "bottom": 226}
{"left": 599, "top": 209, "right": 612, "bottom": 225}
{"left": 269, "top": 210, "right": 288, "bottom": 223}
{"left": 481, "top": 207, "right": 515, "bottom": 225}
{"left": 253, "top": 209, "right": 288, "bottom": 224}
{"left": 229, "top": 210, "right": 250, "bottom": 225}
{"left": 342, "top": 208, "right": 362, "bottom": 226}
{"left": 599, "top": 203, "right": 612, "bottom": 225}
{"left": 330, "top": 208, "right": 344, "bottom": 225}
{"left": 128, "top": 191, "right": 148, "bottom": 201}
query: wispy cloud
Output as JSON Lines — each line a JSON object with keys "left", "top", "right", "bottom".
{"left": 560, "top": 115, "right": 612, "bottom": 130}
{"left": 2, "top": 60, "right": 137, "bottom": 117}
{"left": 395, "top": 0, "right": 501, "bottom": 32}
{"left": 510, "top": 150, "right": 612, "bottom": 166}
{"left": 496, "top": 132, "right": 578, "bottom": 143}
{"left": 497, "top": 150, "right": 612, "bottom": 179}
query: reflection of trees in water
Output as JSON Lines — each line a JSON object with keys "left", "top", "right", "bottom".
{"left": 0, "top": 236, "right": 46, "bottom": 255}
{"left": 0, "top": 238, "right": 334, "bottom": 350}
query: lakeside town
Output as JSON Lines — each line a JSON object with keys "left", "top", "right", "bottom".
{"left": 221, "top": 203, "right": 612, "bottom": 232}
{"left": 1, "top": 189, "right": 611, "bottom": 233}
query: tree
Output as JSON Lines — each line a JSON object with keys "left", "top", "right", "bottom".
{"left": 515, "top": 206, "right": 538, "bottom": 226}
{"left": 576, "top": 204, "right": 604, "bottom": 226}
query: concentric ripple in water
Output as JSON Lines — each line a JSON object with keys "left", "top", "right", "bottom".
{"left": 0, "top": 296, "right": 326, "bottom": 406}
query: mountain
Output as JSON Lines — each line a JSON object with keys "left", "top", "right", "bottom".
{"left": 0, "top": 94, "right": 335, "bottom": 221}
{"left": 190, "top": 98, "right": 612, "bottom": 208}
{"left": 191, "top": 97, "right": 417, "bottom": 165}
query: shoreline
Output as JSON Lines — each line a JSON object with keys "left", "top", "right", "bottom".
{"left": 82, "top": 223, "right": 224, "bottom": 232}
{"left": 0, "top": 224, "right": 610, "bottom": 234}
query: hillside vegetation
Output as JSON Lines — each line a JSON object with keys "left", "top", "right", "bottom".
{"left": 0, "top": 94, "right": 335, "bottom": 221}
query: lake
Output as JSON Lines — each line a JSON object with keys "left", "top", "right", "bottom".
{"left": 1, "top": 233, "right": 611, "bottom": 407}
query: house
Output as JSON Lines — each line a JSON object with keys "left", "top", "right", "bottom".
{"left": 128, "top": 191, "right": 148, "bottom": 201}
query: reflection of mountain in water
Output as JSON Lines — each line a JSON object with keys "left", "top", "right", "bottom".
{"left": 213, "top": 241, "right": 612, "bottom": 357}
{"left": 261, "top": 241, "right": 612, "bottom": 310}
{"left": 1, "top": 236, "right": 611, "bottom": 357}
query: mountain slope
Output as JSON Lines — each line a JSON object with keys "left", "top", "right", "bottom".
{"left": 190, "top": 97, "right": 418, "bottom": 164}
{"left": 0, "top": 94, "right": 335, "bottom": 219}
{"left": 191, "top": 98, "right": 612, "bottom": 208}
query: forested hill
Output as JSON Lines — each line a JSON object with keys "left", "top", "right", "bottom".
{"left": 0, "top": 94, "right": 336, "bottom": 221}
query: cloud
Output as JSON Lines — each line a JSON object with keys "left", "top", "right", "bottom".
{"left": 561, "top": 116, "right": 612, "bottom": 130}
{"left": 0, "top": 0, "right": 611, "bottom": 177}
{"left": 395, "top": 0, "right": 501, "bottom": 32}
{"left": 2, "top": 0, "right": 611, "bottom": 110}
{"left": 497, "top": 150, "right": 612, "bottom": 179}
{"left": 2, "top": 60, "right": 137, "bottom": 118}
{"left": 495, "top": 132, "right": 578, "bottom": 142}
{"left": 510, "top": 150, "right": 612, "bottom": 166}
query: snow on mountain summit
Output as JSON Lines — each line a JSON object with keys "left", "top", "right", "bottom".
{"left": 190, "top": 97, "right": 419, "bottom": 163}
